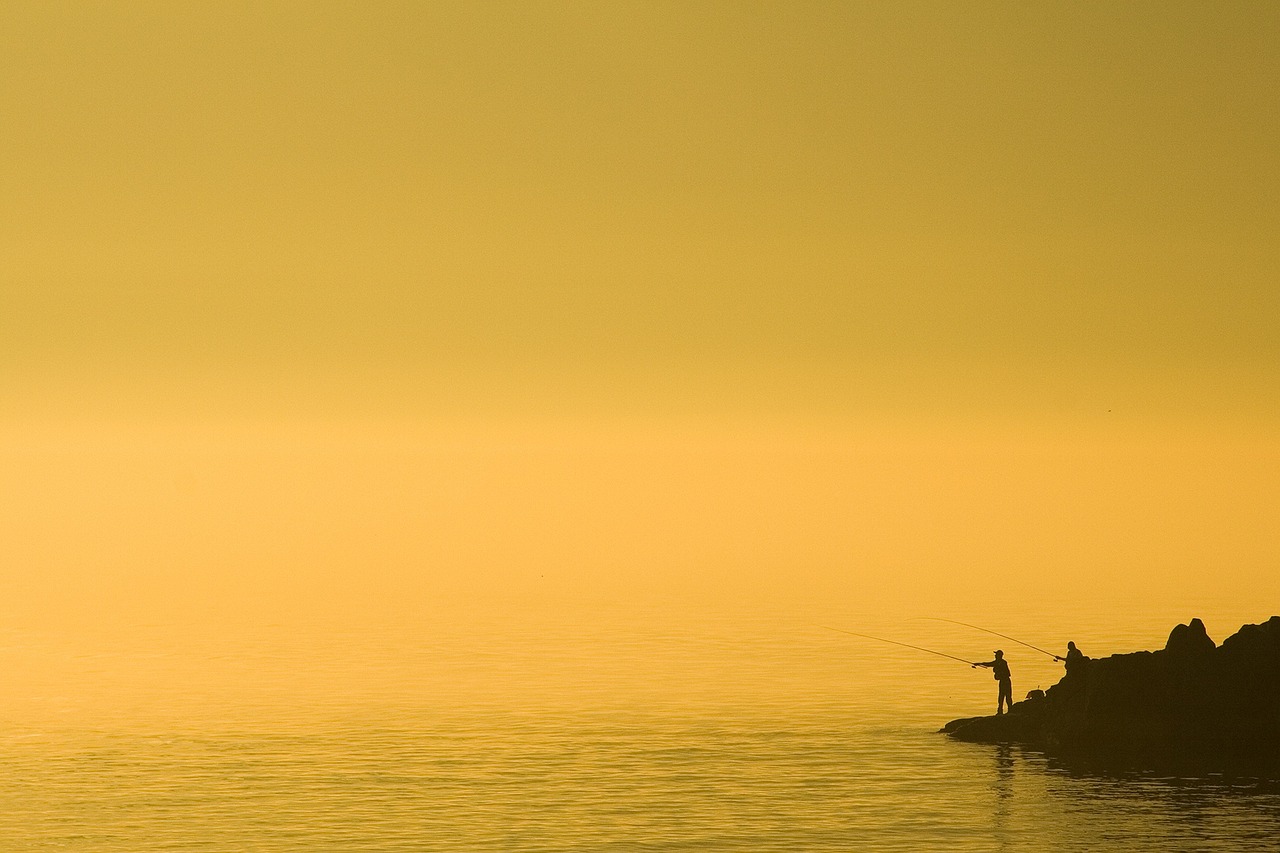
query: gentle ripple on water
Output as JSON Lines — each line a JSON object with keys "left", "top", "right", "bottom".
{"left": 2, "top": 611, "right": 1278, "bottom": 851}
{"left": 4, "top": 710, "right": 1280, "bottom": 852}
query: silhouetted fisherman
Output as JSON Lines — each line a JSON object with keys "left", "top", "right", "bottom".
{"left": 973, "top": 650, "right": 1013, "bottom": 715}
{"left": 1055, "top": 641, "right": 1086, "bottom": 675}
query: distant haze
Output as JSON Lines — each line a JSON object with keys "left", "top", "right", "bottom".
{"left": 2, "top": 3, "right": 1277, "bottom": 636}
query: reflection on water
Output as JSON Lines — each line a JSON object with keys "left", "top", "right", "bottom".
{"left": 1, "top": 611, "right": 1277, "bottom": 851}
{"left": 991, "top": 743, "right": 1015, "bottom": 848}
{"left": 1001, "top": 747, "right": 1278, "bottom": 852}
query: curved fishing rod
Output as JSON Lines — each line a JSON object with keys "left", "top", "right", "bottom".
{"left": 925, "top": 617, "right": 1059, "bottom": 660}
{"left": 820, "top": 626, "right": 978, "bottom": 668}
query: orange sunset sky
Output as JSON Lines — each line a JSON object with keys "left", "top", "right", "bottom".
{"left": 2, "top": 2, "right": 1277, "bottom": 632}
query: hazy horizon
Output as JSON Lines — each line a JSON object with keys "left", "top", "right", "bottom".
{"left": 4, "top": 0, "right": 1278, "bottom": 664}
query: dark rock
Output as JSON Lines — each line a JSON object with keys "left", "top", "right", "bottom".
{"left": 944, "top": 693, "right": 1047, "bottom": 743}
{"left": 1165, "top": 617, "right": 1216, "bottom": 657}
{"left": 941, "top": 617, "right": 1280, "bottom": 778}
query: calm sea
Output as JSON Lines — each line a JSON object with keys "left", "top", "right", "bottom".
{"left": 2, "top": 603, "right": 1277, "bottom": 852}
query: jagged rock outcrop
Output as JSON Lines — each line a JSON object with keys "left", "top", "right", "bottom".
{"left": 941, "top": 616, "right": 1280, "bottom": 777}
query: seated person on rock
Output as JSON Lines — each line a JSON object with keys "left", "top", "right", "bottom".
{"left": 1055, "top": 641, "right": 1086, "bottom": 676}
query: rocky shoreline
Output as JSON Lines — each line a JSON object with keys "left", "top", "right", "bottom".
{"left": 941, "top": 616, "right": 1280, "bottom": 778}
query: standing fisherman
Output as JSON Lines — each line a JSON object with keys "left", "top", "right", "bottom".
{"left": 973, "top": 650, "right": 1013, "bottom": 715}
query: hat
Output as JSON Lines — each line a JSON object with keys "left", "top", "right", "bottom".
{"left": 994, "top": 649, "right": 1004, "bottom": 656}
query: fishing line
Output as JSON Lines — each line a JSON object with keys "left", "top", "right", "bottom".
{"left": 819, "top": 626, "right": 979, "bottom": 667}
{"left": 924, "top": 617, "right": 1059, "bottom": 660}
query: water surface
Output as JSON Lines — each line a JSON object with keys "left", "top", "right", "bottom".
{"left": 2, "top": 606, "right": 1277, "bottom": 851}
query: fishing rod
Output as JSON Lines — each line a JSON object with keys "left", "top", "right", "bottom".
{"left": 820, "top": 626, "right": 978, "bottom": 668}
{"left": 924, "top": 617, "right": 1059, "bottom": 660}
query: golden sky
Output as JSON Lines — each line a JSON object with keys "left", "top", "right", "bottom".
{"left": 2, "top": 3, "right": 1278, "bottom": 629}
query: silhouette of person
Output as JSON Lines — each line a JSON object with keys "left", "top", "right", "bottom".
{"left": 974, "top": 650, "right": 1013, "bottom": 715}
{"left": 1055, "top": 641, "right": 1085, "bottom": 675}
